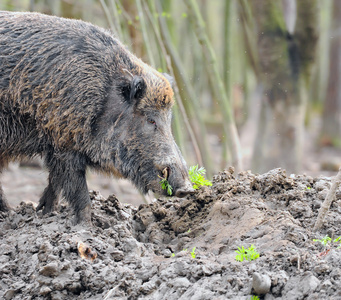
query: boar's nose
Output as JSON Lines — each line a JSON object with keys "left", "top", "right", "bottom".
{"left": 175, "top": 187, "right": 195, "bottom": 198}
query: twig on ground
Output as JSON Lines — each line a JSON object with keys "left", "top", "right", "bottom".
{"left": 313, "top": 167, "right": 341, "bottom": 231}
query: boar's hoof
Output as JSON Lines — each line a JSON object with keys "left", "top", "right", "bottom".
{"left": 74, "top": 204, "right": 92, "bottom": 226}
{"left": 175, "top": 188, "right": 195, "bottom": 198}
{"left": 0, "top": 199, "right": 10, "bottom": 212}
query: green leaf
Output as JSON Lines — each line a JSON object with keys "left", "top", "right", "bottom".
{"left": 188, "top": 165, "right": 212, "bottom": 189}
{"left": 159, "top": 177, "right": 173, "bottom": 196}
{"left": 190, "top": 247, "right": 196, "bottom": 259}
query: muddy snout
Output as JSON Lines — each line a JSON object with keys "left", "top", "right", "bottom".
{"left": 160, "top": 165, "right": 195, "bottom": 197}
{"left": 174, "top": 185, "right": 195, "bottom": 198}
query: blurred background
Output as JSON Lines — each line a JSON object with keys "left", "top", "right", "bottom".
{"left": 1, "top": 0, "right": 340, "bottom": 206}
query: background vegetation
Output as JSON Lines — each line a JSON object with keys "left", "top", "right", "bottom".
{"left": 1, "top": 0, "right": 339, "bottom": 178}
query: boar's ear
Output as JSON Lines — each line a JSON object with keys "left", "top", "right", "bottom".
{"left": 130, "top": 76, "right": 146, "bottom": 102}
{"left": 163, "top": 73, "right": 174, "bottom": 87}
{"left": 120, "top": 75, "right": 146, "bottom": 104}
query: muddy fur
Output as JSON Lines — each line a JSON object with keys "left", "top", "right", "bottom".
{"left": 0, "top": 11, "right": 192, "bottom": 222}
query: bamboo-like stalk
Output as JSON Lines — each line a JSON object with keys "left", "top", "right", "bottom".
{"left": 108, "top": 0, "right": 123, "bottom": 38}
{"left": 145, "top": 1, "right": 203, "bottom": 166}
{"left": 239, "top": 0, "right": 261, "bottom": 78}
{"left": 221, "top": 0, "right": 232, "bottom": 169}
{"left": 99, "top": 0, "right": 118, "bottom": 36}
{"left": 184, "top": 0, "right": 243, "bottom": 171}
{"left": 313, "top": 167, "right": 341, "bottom": 231}
{"left": 135, "top": 0, "right": 156, "bottom": 67}
{"left": 142, "top": 0, "right": 186, "bottom": 156}
{"left": 150, "top": 2, "right": 213, "bottom": 174}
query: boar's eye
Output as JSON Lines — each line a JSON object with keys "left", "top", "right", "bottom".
{"left": 147, "top": 118, "right": 157, "bottom": 128}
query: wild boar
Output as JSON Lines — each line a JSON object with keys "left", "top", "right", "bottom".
{"left": 0, "top": 11, "right": 194, "bottom": 223}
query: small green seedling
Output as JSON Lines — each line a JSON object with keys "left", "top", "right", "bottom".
{"left": 171, "top": 253, "right": 175, "bottom": 257}
{"left": 235, "top": 244, "right": 260, "bottom": 262}
{"left": 189, "top": 165, "right": 212, "bottom": 189}
{"left": 251, "top": 296, "right": 260, "bottom": 300}
{"left": 190, "top": 247, "right": 196, "bottom": 259}
{"left": 334, "top": 236, "right": 341, "bottom": 249}
{"left": 187, "top": 228, "right": 191, "bottom": 233}
{"left": 313, "top": 235, "right": 332, "bottom": 247}
{"left": 313, "top": 235, "right": 341, "bottom": 249}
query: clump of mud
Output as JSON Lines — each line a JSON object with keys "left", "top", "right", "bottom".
{"left": 1, "top": 168, "right": 341, "bottom": 299}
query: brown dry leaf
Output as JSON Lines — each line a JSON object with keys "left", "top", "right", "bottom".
{"left": 77, "top": 241, "right": 97, "bottom": 262}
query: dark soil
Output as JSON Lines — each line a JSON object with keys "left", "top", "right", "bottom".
{"left": 1, "top": 168, "right": 341, "bottom": 299}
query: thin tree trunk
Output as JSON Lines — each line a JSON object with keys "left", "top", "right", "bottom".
{"left": 248, "top": 0, "right": 318, "bottom": 174}
{"left": 320, "top": 0, "right": 341, "bottom": 147}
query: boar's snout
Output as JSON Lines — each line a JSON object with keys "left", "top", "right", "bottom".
{"left": 175, "top": 186, "right": 195, "bottom": 198}
{"left": 157, "top": 163, "right": 195, "bottom": 198}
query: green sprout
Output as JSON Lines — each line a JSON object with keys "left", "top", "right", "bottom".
{"left": 235, "top": 244, "right": 260, "bottom": 262}
{"left": 251, "top": 296, "right": 260, "bottom": 300}
{"left": 188, "top": 165, "right": 212, "bottom": 189}
{"left": 313, "top": 235, "right": 341, "bottom": 249}
{"left": 313, "top": 235, "right": 332, "bottom": 247}
{"left": 334, "top": 236, "right": 341, "bottom": 249}
{"left": 171, "top": 253, "right": 175, "bottom": 257}
{"left": 190, "top": 247, "right": 196, "bottom": 259}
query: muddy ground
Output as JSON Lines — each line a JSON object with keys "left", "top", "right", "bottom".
{"left": 1, "top": 167, "right": 341, "bottom": 299}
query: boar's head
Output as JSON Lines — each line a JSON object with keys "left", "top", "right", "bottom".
{"left": 94, "top": 69, "right": 194, "bottom": 198}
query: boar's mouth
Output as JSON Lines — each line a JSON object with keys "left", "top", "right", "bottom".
{"left": 158, "top": 166, "right": 195, "bottom": 198}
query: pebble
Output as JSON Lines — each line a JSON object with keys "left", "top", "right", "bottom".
{"left": 252, "top": 272, "right": 271, "bottom": 295}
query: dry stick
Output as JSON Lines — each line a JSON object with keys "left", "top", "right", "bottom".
{"left": 313, "top": 167, "right": 341, "bottom": 231}
{"left": 184, "top": 0, "right": 243, "bottom": 171}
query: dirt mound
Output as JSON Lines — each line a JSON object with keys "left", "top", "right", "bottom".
{"left": 1, "top": 168, "right": 341, "bottom": 299}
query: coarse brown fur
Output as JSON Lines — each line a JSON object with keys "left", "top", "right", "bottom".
{"left": 0, "top": 11, "right": 193, "bottom": 223}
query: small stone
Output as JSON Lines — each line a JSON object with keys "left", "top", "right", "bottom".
{"left": 4, "top": 289, "right": 16, "bottom": 300}
{"left": 40, "top": 286, "right": 52, "bottom": 296}
{"left": 301, "top": 274, "right": 320, "bottom": 296}
{"left": 171, "top": 277, "right": 191, "bottom": 289}
{"left": 314, "top": 262, "right": 330, "bottom": 275}
{"left": 252, "top": 272, "right": 271, "bottom": 295}
{"left": 39, "top": 261, "right": 60, "bottom": 277}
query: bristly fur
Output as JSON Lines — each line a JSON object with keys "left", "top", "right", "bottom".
{"left": 0, "top": 11, "right": 191, "bottom": 223}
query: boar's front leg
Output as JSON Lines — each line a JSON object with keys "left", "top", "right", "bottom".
{"left": 0, "top": 185, "right": 10, "bottom": 212}
{"left": 37, "top": 152, "right": 91, "bottom": 224}
{"left": 0, "top": 162, "right": 10, "bottom": 211}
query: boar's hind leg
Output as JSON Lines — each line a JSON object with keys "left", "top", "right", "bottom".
{"left": 37, "top": 153, "right": 91, "bottom": 224}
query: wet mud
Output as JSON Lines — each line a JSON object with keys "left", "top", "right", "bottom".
{"left": 1, "top": 168, "right": 341, "bottom": 299}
